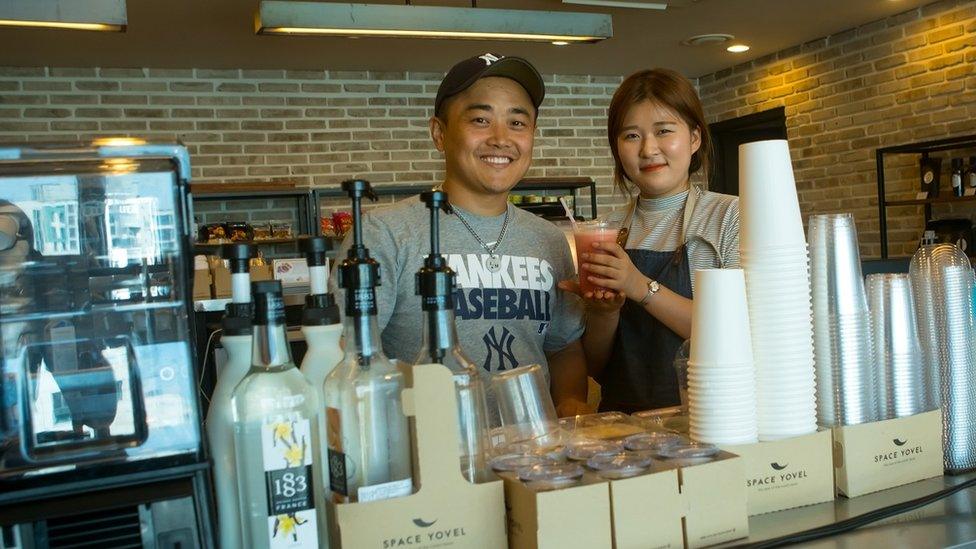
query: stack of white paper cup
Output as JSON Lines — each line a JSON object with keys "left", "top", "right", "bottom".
{"left": 738, "top": 140, "right": 818, "bottom": 440}
{"left": 809, "top": 213, "right": 879, "bottom": 427}
{"left": 687, "top": 268, "right": 758, "bottom": 445}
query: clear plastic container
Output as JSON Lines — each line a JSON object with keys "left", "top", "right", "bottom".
{"left": 565, "top": 439, "right": 623, "bottom": 461}
{"left": 518, "top": 462, "right": 584, "bottom": 491}
{"left": 559, "top": 411, "right": 643, "bottom": 440}
{"left": 623, "top": 432, "right": 686, "bottom": 455}
{"left": 586, "top": 452, "right": 654, "bottom": 480}
{"left": 658, "top": 442, "right": 719, "bottom": 466}
{"left": 489, "top": 453, "right": 555, "bottom": 474}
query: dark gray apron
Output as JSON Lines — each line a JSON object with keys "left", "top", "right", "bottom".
{"left": 598, "top": 189, "right": 698, "bottom": 414}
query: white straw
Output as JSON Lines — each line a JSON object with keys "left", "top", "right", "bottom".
{"left": 558, "top": 197, "right": 578, "bottom": 231}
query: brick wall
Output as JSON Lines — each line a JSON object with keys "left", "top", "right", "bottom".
{"left": 0, "top": 67, "right": 626, "bottom": 228}
{"left": 697, "top": 0, "right": 976, "bottom": 258}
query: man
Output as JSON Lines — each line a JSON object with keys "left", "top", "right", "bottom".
{"left": 330, "top": 53, "right": 588, "bottom": 417}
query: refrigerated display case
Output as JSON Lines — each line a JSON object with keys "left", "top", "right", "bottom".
{"left": 0, "top": 141, "right": 213, "bottom": 548}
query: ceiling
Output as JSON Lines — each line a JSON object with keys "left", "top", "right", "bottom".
{"left": 0, "top": 0, "right": 934, "bottom": 77}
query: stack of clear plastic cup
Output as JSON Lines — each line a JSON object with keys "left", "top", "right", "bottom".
{"left": 865, "top": 274, "right": 928, "bottom": 419}
{"left": 490, "top": 363, "right": 563, "bottom": 451}
{"left": 738, "top": 139, "right": 818, "bottom": 440}
{"left": 909, "top": 244, "right": 976, "bottom": 472}
{"left": 809, "top": 213, "right": 879, "bottom": 426}
{"left": 687, "top": 268, "right": 758, "bottom": 445}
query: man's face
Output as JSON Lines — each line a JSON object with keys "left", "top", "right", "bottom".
{"left": 430, "top": 76, "right": 536, "bottom": 198}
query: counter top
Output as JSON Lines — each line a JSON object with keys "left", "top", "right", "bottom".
{"left": 728, "top": 473, "right": 976, "bottom": 547}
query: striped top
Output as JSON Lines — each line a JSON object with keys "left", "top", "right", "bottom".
{"left": 605, "top": 186, "right": 740, "bottom": 288}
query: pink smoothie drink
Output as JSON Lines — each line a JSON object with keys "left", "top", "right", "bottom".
{"left": 574, "top": 221, "right": 620, "bottom": 295}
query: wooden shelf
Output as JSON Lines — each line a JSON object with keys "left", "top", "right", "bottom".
{"left": 193, "top": 238, "right": 300, "bottom": 247}
{"left": 885, "top": 195, "right": 976, "bottom": 206}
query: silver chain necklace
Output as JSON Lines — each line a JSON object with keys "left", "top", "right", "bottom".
{"left": 453, "top": 205, "right": 511, "bottom": 273}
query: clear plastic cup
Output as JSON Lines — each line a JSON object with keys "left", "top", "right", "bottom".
{"left": 574, "top": 219, "right": 622, "bottom": 295}
{"left": 491, "top": 364, "right": 561, "bottom": 447}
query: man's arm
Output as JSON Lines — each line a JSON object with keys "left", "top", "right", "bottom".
{"left": 547, "top": 339, "right": 589, "bottom": 417}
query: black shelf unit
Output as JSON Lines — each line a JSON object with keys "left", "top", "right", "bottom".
{"left": 876, "top": 134, "right": 976, "bottom": 258}
{"left": 189, "top": 188, "right": 315, "bottom": 243}
{"left": 312, "top": 177, "right": 599, "bottom": 236}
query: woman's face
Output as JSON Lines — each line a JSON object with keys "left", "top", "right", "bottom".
{"left": 616, "top": 100, "right": 701, "bottom": 199}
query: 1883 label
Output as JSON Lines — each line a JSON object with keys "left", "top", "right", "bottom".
{"left": 265, "top": 465, "right": 314, "bottom": 514}
{"left": 260, "top": 417, "right": 319, "bottom": 548}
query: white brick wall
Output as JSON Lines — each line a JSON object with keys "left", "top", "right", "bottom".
{"left": 0, "top": 67, "right": 629, "bottom": 217}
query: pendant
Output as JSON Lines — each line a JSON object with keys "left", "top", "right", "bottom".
{"left": 486, "top": 254, "right": 502, "bottom": 273}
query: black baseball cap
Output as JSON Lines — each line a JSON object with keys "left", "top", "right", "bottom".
{"left": 434, "top": 53, "right": 545, "bottom": 117}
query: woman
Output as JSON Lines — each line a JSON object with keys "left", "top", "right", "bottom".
{"left": 564, "top": 68, "right": 740, "bottom": 413}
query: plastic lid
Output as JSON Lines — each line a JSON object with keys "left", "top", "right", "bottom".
{"left": 658, "top": 442, "right": 720, "bottom": 460}
{"left": 586, "top": 452, "right": 653, "bottom": 479}
{"left": 252, "top": 280, "right": 285, "bottom": 324}
{"left": 565, "top": 439, "right": 623, "bottom": 461}
{"left": 518, "top": 462, "right": 584, "bottom": 483}
{"left": 299, "top": 236, "right": 332, "bottom": 267}
{"left": 489, "top": 453, "right": 554, "bottom": 473}
{"left": 623, "top": 432, "right": 686, "bottom": 453}
{"left": 503, "top": 441, "right": 567, "bottom": 462}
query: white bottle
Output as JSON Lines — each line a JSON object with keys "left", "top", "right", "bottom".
{"left": 298, "top": 236, "right": 343, "bottom": 486}
{"left": 205, "top": 243, "right": 255, "bottom": 549}
{"left": 233, "top": 280, "right": 326, "bottom": 548}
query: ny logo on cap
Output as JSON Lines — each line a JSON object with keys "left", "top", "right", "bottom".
{"left": 478, "top": 53, "right": 502, "bottom": 65}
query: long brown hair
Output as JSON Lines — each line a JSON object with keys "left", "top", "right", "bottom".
{"left": 607, "top": 68, "right": 712, "bottom": 196}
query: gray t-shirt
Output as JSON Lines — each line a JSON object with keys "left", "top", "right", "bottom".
{"left": 329, "top": 196, "right": 585, "bottom": 377}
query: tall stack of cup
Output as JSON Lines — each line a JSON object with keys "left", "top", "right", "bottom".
{"left": 809, "top": 213, "right": 879, "bottom": 426}
{"left": 687, "top": 268, "right": 758, "bottom": 445}
{"left": 738, "top": 140, "right": 818, "bottom": 441}
{"left": 865, "top": 274, "right": 928, "bottom": 420}
{"left": 909, "top": 244, "right": 976, "bottom": 472}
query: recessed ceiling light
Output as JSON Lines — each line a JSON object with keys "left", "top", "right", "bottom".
{"left": 681, "top": 33, "right": 734, "bottom": 47}
{"left": 727, "top": 44, "right": 750, "bottom": 53}
{"left": 552, "top": 41, "right": 570, "bottom": 46}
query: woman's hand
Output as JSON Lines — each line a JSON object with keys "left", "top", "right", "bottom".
{"left": 557, "top": 279, "right": 627, "bottom": 314}
{"left": 581, "top": 241, "right": 649, "bottom": 302}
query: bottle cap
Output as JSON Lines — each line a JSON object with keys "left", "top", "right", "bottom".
{"left": 252, "top": 280, "right": 285, "bottom": 325}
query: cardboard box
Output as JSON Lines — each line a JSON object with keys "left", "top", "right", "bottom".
{"left": 678, "top": 452, "right": 750, "bottom": 548}
{"left": 328, "top": 364, "right": 507, "bottom": 549}
{"left": 250, "top": 264, "right": 273, "bottom": 282}
{"left": 504, "top": 451, "right": 747, "bottom": 549}
{"left": 211, "top": 264, "right": 274, "bottom": 297}
{"left": 832, "top": 409, "right": 944, "bottom": 498}
{"left": 273, "top": 258, "right": 310, "bottom": 286}
{"left": 503, "top": 474, "right": 612, "bottom": 549}
{"left": 606, "top": 467, "right": 683, "bottom": 549}
{"left": 724, "top": 430, "right": 835, "bottom": 515}
{"left": 192, "top": 268, "right": 211, "bottom": 300}
{"left": 211, "top": 264, "right": 231, "bottom": 298}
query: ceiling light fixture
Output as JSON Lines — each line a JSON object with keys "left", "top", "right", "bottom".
{"left": 0, "top": 0, "right": 126, "bottom": 32}
{"left": 255, "top": 1, "right": 613, "bottom": 43}
{"left": 562, "top": 0, "right": 667, "bottom": 9}
{"left": 727, "top": 44, "right": 750, "bottom": 53}
{"left": 681, "top": 33, "right": 733, "bottom": 47}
